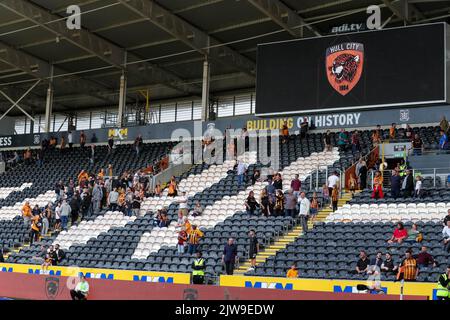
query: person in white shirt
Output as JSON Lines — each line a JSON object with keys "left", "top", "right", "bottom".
{"left": 414, "top": 175, "right": 423, "bottom": 198}
{"left": 327, "top": 172, "right": 340, "bottom": 207}
{"left": 70, "top": 275, "right": 89, "bottom": 300}
{"left": 443, "top": 220, "right": 450, "bottom": 253}
{"left": 54, "top": 203, "right": 62, "bottom": 231}
{"left": 236, "top": 160, "right": 248, "bottom": 185}
{"left": 68, "top": 131, "right": 73, "bottom": 149}
{"left": 178, "top": 191, "right": 188, "bottom": 216}
{"left": 298, "top": 192, "right": 310, "bottom": 234}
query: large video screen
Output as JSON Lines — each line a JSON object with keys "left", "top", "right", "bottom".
{"left": 255, "top": 23, "right": 446, "bottom": 116}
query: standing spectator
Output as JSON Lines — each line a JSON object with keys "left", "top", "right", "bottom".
{"left": 191, "top": 252, "right": 206, "bottom": 285}
{"left": 300, "top": 117, "right": 308, "bottom": 139}
{"left": 371, "top": 171, "right": 384, "bottom": 199}
{"left": 281, "top": 121, "right": 289, "bottom": 144}
{"left": 354, "top": 250, "right": 370, "bottom": 275}
{"left": 68, "top": 131, "right": 73, "bottom": 149}
{"left": 274, "top": 190, "right": 285, "bottom": 217}
{"left": 440, "top": 116, "right": 449, "bottom": 134}
{"left": 348, "top": 173, "right": 357, "bottom": 195}
{"left": 381, "top": 253, "right": 398, "bottom": 274}
{"left": 327, "top": 171, "right": 340, "bottom": 207}
{"left": 60, "top": 200, "right": 71, "bottom": 230}
{"left": 390, "top": 170, "right": 401, "bottom": 199}
{"left": 247, "top": 230, "right": 259, "bottom": 271}
{"left": 70, "top": 276, "right": 89, "bottom": 300}
{"left": 309, "top": 192, "right": 319, "bottom": 222}
{"left": 107, "top": 135, "right": 114, "bottom": 154}
{"left": 92, "top": 183, "right": 103, "bottom": 214}
{"left": 405, "top": 124, "right": 413, "bottom": 140}
{"left": 435, "top": 266, "right": 450, "bottom": 300}
{"left": 69, "top": 193, "right": 80, "bottom": 225}
{"left": 372, "top": 125, "right": 382, "bottom": 145}
{"left": 331, "top": 185, "right": 339, "bottom": 212}
{"left": 286, "top": 264, "right": 298, "bottom": 278}
{"left": 168, "top": 176, "right": 178, "bottom": 197}
{"left": 222, "top": 238, "right": 238, "bottom": 275}
{"left": 284, "top": 189, "right": 297, "bottom": 218}
{"left": 351, "top": 130, "right": 361, "bottom": 154}
{"left": 245, "top": 191, "right": 259, "bottom": 216}
{"left": 40, "top": 211, "right": 49, "bottom": 237}
{"left": 134, "top": 134, "right": 143, "bottom": 156}
{"left": 79, "top": 131, "right": 86, "bottom": 149}
{"left": 54, "top": 202, "right": 62, "bottom": 231}
{"left": 177, "top": 227, "right": 188, "bottom": 254}
{"left": 251, "top": 170, "right": 261, "bottom": 185}
{"left": 187, "top": 225, "right": 204, "bottom": 255}
{"left": 321, "top": 184, "right": 329, "bottom": 207}
{"left": 132, "top": 191, "right": 142, "bottom": 216}
{"left": 412, "top": 134, "right": 423, "bottom": 156}
{"left": 54, "top": 244, "right": 65, "bottom": 265}
{"left": 414, "top": 176, "right": 423, "bottom": 198}
{"left": 273, "top": 173, "right": 283, "bottom": 190}
{"left": 108, "top": 187, "right": 119, "bottom": 211}
{"left": 389, "top": 123, "right": 397, "bottom": 140}
{"left": 337, "top": 129, "right": 349, "bottom": 152}
{"left": 387, "top": 222, "right": 408, "bottom": 244}
{"left": 60, "top": 136, "right": 66, "bottom": 153}
{"left": 178, "top": 191, "right": 188, "bottom": 216}
{"left": 358, "top": 161, "right": 368, "bottom": 190}
{"left": 298, "top": 192, "right": 310, "bottom": 233}
{"left": 260, "top": 188, "right": 270, "bottom": 217}
{"left": 324, "top": 130, "right": 333, "bottom": 152}
{"left": 290, "top": 174, "right": 301, "bottom": 198}
{"left": 439, "top": 130, "right": 448, "bottom": 150}
{"left": 80, "top": 189, "right": 91, "bottom": 218}
{"left": 415, "top": 246, "right": 436, "bottom": 269}
{"left": 236, "top": 160, "right": 247, "bottom": 185}
{"left": 397, "top": 250, "right": 418, "bottom": 282}
{"left": 30, "top": 215, "right": 41, "bottom": 244}
{"left": 443, "top": 220, "right": 450, "bottom": 253}
{"left": 401, "top": 169, "right": 414, "bottom": 198}
{"left": 89, "top": 145, "right": 95, "bottom": 165}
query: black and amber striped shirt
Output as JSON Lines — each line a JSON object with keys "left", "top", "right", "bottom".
{"left": 188, "top": 229, "right": 204, "bottom": 245}
{"left": 400, "top": 258, "right": 418, "bottom": 280}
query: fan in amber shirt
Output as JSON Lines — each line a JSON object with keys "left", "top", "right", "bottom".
{"left": 286, "top": 264, "right": 298, "bottom": 278}
{"left": 22, "top": 202, "right": 32, "bottom": 223}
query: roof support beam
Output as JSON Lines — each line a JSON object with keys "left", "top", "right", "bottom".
{"left": 382, "top": 0, "right": 425, "bottom": 23}
{"left": 247, "top": 0, "right": 321, "bottom": 38}
{"left": 118, "top": 0, "right": 256, "bottom": 77}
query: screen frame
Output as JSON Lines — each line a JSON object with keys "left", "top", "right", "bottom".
{"left": 255, "top": 22, "right": 447, "bottom": 117}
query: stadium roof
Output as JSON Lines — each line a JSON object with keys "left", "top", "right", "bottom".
{"left": 0, "top": 0, "right": 449, "bottom": 115}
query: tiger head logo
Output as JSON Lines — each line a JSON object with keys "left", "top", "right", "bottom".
{"left": 326, "top": 42, "right": 364, "bottom": 96}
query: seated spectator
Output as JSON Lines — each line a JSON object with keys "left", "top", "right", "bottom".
{"left": 41, "top": 253, "right": 53, "bottom": 271}
{"left": 158, "top": 213, "right": 170, "bottom": 228}
{"left": 387, "top": 222, "right": 408, "bottom": 244}
{"left": 351, "top": 130, "right": 361, "bottom": 154}
{"left": 167, "top": 176, "right": 178, "bottom": 197}
{"left": 191, "top": 201, "right": 203, "bottom": 217}
{"left": 286, "top": 264, "right": 298, "bottom": 278}
{"left": 405, "top": 223, "right": 423, "bottom": 243}
{"left": 309, "top": 192, "right": 319, "bottom": 222}
{"left": 443, "top": 220, "right": 450, "bottom": 253}
{"left": 272, "top": 173, "right": 283, "bottom": 190}
{"left": 23, "top": 148, "right": 32, "bottom": 165}
{"left": 444, "top": 209, "right": 450, "bottom": 226}
{"left": 251, "top": 170, "right": 261, "bottom": 185}
{"left": 354, "top": 250, "right": 370, "bottom": 275}
{"left": 381, "top": 253, "right": 398, "bottom": 274}
{"left": 245, "top": 191, "right": 259, "bottom": 216}
{"left": 368, "top": 251, "right": 383, "bottom": 274}
{"left": 415, "top": 246, "right": 436, "bottom": 269}
{"left": 371, "top": 171, "right": 384, "bottom": 199}
{"left": 411, "top": 134, "right": 423, "bottom": 156}
{"left": 337, "top": 129, "right": 349, "bottom": 152}
{"left": 414, "top": 176, "right": 423, "bottom": 198}
{"left": 154, "top": 182, "right": 162, "bottom": 197}
{"left": 405, "top": 124, "right": 413, "bottom": 140}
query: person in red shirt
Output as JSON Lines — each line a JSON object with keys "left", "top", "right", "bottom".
{"left": 387, "top": 222, "right": 408, "bottom": 244}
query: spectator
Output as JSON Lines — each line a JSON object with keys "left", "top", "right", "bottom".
{"left": 443, "top": 220, "right": 450, "bottom": 253}
{"left": 68, "top": 131, "right": 73, "bottom": 149}
{"left": 134, "top": 134, "right": 143, "bottom": 156}
{"left": 191, "top": 201, "right": 203, "bottom": 217}
{"left": 222, "top": 238, "right": 238, "bottom": 275}
{"left": 348, "top": 173, "right": 357, "bottom": 195}
{"left": 381, "top": 253, "right": 398, "bottom": 274}
{"left": 167, "top": 176, "right": 178, "bottom": 197}
{"left": 132, "top": 191, "right": 141, "bottom": 216}
{"left": 274, "top": 189, "right": 285, "bottom": 217}
{"left": 247, "top": 230, "right": 259, "bottom": 271}
{"left": 290, "top": 174, "right": 301, "bottom": 198}
{"left": 405, "top": 124, "right": 413, "bottom": 141}
{"left": 331, "top": 185, "right": 339, "bottom": 212}
{"left": 440, "top": 116, "right": 449, "bottom": 134}
{"left": 298, "top": 192, "right": 310, "bottom": 233}
{"left": 251, "top": 169, "right": 261, "bottom": 185}
{"left": 401, "top": 170, "right": 415, "bottom": 198}
{"left": 300, "top": 117, "right": 308, "bottom": 139}
{"left": 158, "top": 213, "right": 170, "bottom": 228}
{"left": 177, "top": 227, "right": 188, "bottom": 254}
{"left": 412, "top": 134, "right": 423, "bottom": 156}
{"left": 91, "top": 133, "right": 98, "bottom": 143}
{"left": 80, "top": 189, "right": 91, "bottom": 218}
{"left": 372, "top": 127, "right": 382, "bottom": 145}
{"left": 371, "top": 171, "right": 384, "bottom": 199}
{"left": 24, "top": 148, "right": 32, "bottom": 165}
{"left": 54, "top": 244, "right": 65, "bottom": 265}
{"left": 286, "top": 264, "right": 298, "bottom": 278}
{"left": 30, "top": 215, "right": 41, "bottom": 244}
{"left": 108, "top": 135, "right": 114, "bottom": 154}
{"left": 387, "top": 222, "right": 408, "bottom": 244}
{"left": 405, "top": 223, "right": 423, "bottom": 243}
{"left": 415, "top": 246, "right": 436, "bottom": 269}
{"left": 92, "top": 183, "right": 103, "bottom": 214}
{"left": 436, "top": 266, "right": 450, "bottom": 300}
{"left": 414, "top": 176, "right": 423, "bottom": 198}
{"left": 32, "top": 204, "right": 40, "bottom": 217}
{"left": 236, "top": 160, "right": 247, "bottom": 185}
{"left": 54, "top": 202, "right": 62, "bottom": 231}
{"left": 69, "top": 193, "right": 80, "bottom": 225}
{"left": 337, "top": 128, "right": 349, "bottom": 152}
{"left": 327, "top": 171, "right": 340, "bottom": 207}
{"left": 389, "top": 123, "right": 396, "bottom": 140}
{"left": 108, "top": 187, "right": 119, "bottom": 211}
{"left": 439, "top": 130, "right": 448, "bottom": 150}
{"left": 284, "top": 189, "right": 297, "bottom": 218}
{"left": 79, "top": 131, "right": 86, "bottom": 148}
{"left": 272, "top": 173, "right": 282, "bottom": 191}
{"left": 397, "top": 250, "right": 418, "bottom": 282}
{"left": 260, "top": 188, "right": 271, "bottom": 217}
{"left": 281, "top": 121, "right": 289, "bottom": 144}
{"left": 358, "top": 161, "right": 368, "bottom": 190}
{"left": 178, "top": 191, "right": 188, "bottom": 216}
{"left": 309, "top": 192, "right": 319, "bottom": 222}
{"left": 60, "top": 200, "right": 71, "bottom": 230}
{"left": 354, "top": 250, "right": 370, "bottom": 275}
{"left": 175, "top": 211, "right": 187, "bottom": 228}
{"left": 351, "top": 130, "right": 361, "bottom": 154}
{"left": 321, "top": 184, "right": 329, "bottom": 207}
{"left": 40, "top": 211, "right": 49, "bottom": 236}
{"left": 188, "top": 225, "right": 204, "bottom": 255}
{"left": 245, "top": 191, "right": 259, "bottom": 216}
{"left": 70, "top": 276, "right": 89, "bottom": 300}
{"left": 42, "top": 253, "right": 53, "bottom": 271}
{"left": 191, "top": 251, "right": 206, "bottom": 285}
{"left": 324, "top": 130, "right": 333, "bottom": 152}
{"left": 390, "top": 170, "right": 401, "bottom": 199}
{"left": 444, "top": 209, "right": 450, "bottom": 226}
{"left": 368, "top": 252, "right": 383, "bottom": 275}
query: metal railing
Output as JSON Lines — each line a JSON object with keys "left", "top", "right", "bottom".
{"left": 372, "top": 167, "right": 450, "bottom": 188}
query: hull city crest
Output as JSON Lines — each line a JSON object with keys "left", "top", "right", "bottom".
{"left": 326, "top": 42, "right": 364, "bottom": 96}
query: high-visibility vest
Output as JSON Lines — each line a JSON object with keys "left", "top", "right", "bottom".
{"left": 192, "top": 258, "right": 205, "bottom": 277}
{"left": 436, "top": 274, "right": 449, "bottom": 298}
{"left": 399, "top": 165, "right": 406, "bottom": 176}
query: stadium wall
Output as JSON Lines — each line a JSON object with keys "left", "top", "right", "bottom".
{"left": 2, "top": 104, "right": 450, "bottom": 149}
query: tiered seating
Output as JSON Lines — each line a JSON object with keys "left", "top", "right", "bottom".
{"left": 350, "top": 187, "right": 450, "bottom": 204}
